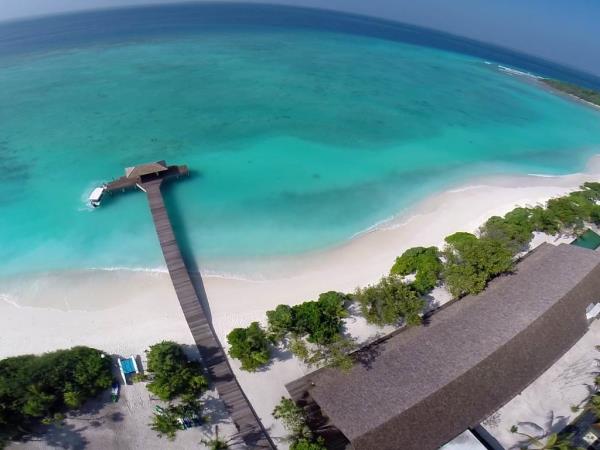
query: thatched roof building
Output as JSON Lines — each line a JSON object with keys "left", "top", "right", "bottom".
{"left": 286, "top": 243, "right": 600, "bottom": 450}
{"left": 125, "top": 160, "right": 168, "bottom": 179}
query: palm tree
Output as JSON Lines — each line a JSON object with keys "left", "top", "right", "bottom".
{"left": 201, "top": 425, "right": 238, "bottom": 450}
{"left": 511, "top": 427, "right": 583, "bottom": 450}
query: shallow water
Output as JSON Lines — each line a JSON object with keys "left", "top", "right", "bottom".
{"left": 1, "top": 11, "right": 600, "bottom": 276}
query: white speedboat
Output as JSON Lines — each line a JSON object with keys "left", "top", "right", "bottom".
{"left": 88, "top": 186, "right": 106, "bottom": 207}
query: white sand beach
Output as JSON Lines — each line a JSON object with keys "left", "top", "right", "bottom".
{"left": 1, "top": 157, "right": 599, "bottom": 448}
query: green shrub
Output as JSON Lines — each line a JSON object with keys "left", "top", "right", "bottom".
{"left": 290, "top": 336, "right": 355, "bottom": 372}
{"left": 528, "top": 205, "right": 561, "bottom": 235}
{"left": 291, "top": 438, "right": 327, "bottom": 450}
{"left": 150, "top": 408, "right": 181, "bottom": 440}
{"left": 546, "top": 196, "right": 585, "bottom": 230}
{"left": 291, "top": 294, "right": 346, "bottom": 345}
{"left": 266, "top": 304, "right": 293, "bottom": 341}
{"left": 0, "top": 346, "right": 111, "bottom": 441}
{"left": 226, "top": 322, "right": 271, "bottom": 372}
{"left": 267, "top": 291, "right": 349, "bottom": 345}
{"left": 443, "top": 232, "right": 513, "bottom": 298}
{"left": 479, "top": 208, "right": 534, "bottom": 255}
{"left": 146, "top": 341, "right": 208, "bottom": 401}
{"left": 132, "top": 373, "right": 148, "bottom": 383}
{"left": 273, "top": 397, "right": 311, "bottom": 441}
{"left": 273, "top": 397, "right": 327, "bottom": 450}
{"left": 390, "top": 246, "right": 442, "bottom": 294}
{"left": 354, "top": 275, "right": 425, "bottom": 326}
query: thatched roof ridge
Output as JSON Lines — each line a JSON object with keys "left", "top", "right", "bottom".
{"left": 287, "top": 243, "right": 600, "bottom": 450}
{"left": 125, "top": 160, "right": 168, "bottom": 179}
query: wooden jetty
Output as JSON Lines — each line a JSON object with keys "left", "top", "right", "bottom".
{"left": 101, "top": 162, "right": 275, "bottom": 449}
{"left": 104, "top": 160, "right": 189, "bottom": 193}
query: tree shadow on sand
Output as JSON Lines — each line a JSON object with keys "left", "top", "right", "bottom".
{"left": 24, "top": 423, "right": 90, "bottom": 450}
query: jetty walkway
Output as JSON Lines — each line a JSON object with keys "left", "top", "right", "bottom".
{"left": 96, "top": 161, "right": 274, "bottom": 448}
{"left": 141, "top": 178, "right": 275, "bottom": 449}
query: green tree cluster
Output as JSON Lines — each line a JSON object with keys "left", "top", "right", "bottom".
{"left": 354, "top": 275, "right": 425, "bottom": 326}
{"left": 542, "top": 78, "right": 600, "bottom": 108}
{"left": 150, "top": 407, "right": 181, "bottom": 440}
{"left": 146, "top": 341, "right": 208, "bottom": 401}
{"left": 0, "top": 346, "right": 112, "bottom": 443}
{"left": 452, "top": 182, "right": 600, "bottom": 298}
{"left": 390, "top": 246, "right": 443, "bottom": 294}
{"left": 480, "top": 183, "right": 600, "bottom": 251}
{"left": 479, "top": 207, "right": 535, "bottom": 255}
{"left": 264, "top": 291, "right": 352, "bottom": 371}
{"left": 267, "top": 291, "right": 349, "bottom": 345}
{"left": 289, "top": 336, "right": 355, "bottom": 372}
{"left": 226, "top": 322, "right": 271, "bottom": 372}
{"left": 443, "top": 232, "right": 513, "bottom": 298}
{"left": 150, "top": 397, "right": 203, "bottom": 440}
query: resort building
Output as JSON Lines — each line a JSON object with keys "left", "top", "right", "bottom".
{"left": 124, "top": 160, "right": 169, "bottom": 181}
{"left": 286, "top": 243, "right": 600, "bottom": 450}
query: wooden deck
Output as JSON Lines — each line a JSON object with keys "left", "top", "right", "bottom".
{"left": 141, "top": 179, "right": 275, "bottom": 449}
{"left": 105, "top": 164, "right": 188, "bottom": 193}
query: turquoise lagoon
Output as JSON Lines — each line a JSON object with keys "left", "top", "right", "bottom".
{"left": 1, "top": 27, "right": 600, "bottom": 276}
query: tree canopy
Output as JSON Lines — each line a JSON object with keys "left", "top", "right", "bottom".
{"left": 272, "top": 397, "right": 326, "bottom": 450}
{"left": 146, "top": 341, "right": 208, "bottom": 401}
{"left": 267, "top": 291, "right": 349, "bottom": 345}
{"left": 354, "top": 275, "right": 425, "bottom": 326}
{"left": 542, "top": 78, "right": 600, "bottom": 107}
{"left": 479, "top": 207, "right": 534, "bottom": 255}
{"left": 0, "top": 346, "right": 112, "bottom": 443}
{"left": 226, "top": 322, "right": 271, "bottom": 372}
{"left": 443, "top": 232, "right": 513, "bottom": 298}
{"left": 390, "top": 246, "right": 442, "bottom": 294}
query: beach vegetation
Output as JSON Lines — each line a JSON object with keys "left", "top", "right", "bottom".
{"left": 132, "top": 373, "right": 148, "bottom": 383}
{"left": 226, "top": 322, "right": 271, "bottom": 372}
{"left": 290, "top": 336, "right": 355, "bottom": 372}
{"left": 479, "top": 208, "right": 534, "bottom": 255}
{"left": 266, "top": 304, "right": 294, "bottom": 342}
{"left": 150, "top": 407, "right": 181, "bottom": 440}
{"left": 289, "top": 336, "right": 311, "bottom": 362}
{"left": 442, "top": 232, "right": 513, "bottom": 298}
{"left": 150, "top": 399, "right": 204, "bottom": 440}
{"left": 542, "top": 78, "right": 600, "bottom": 108}
{"left": 273, "top": 397, "right": 312, "bottom": 441}
{"left": 201, "top": 426, "right": 234, "bottom": 449}
{"left": 146, "top": 341, "right": 208, "bottom": 401}
{"left": 442, "top": 183, "right": 600, "bottom": 298}
{"left": 310, "top": 337, "right": 355, "bottom": 372}
{"left": 291, "top": 292, "right": 349, "bottom": 345}
{"left": 354, "top": 275, "right": 425, "bottom": 326}
{"left": 273, "top": 397, "right": 327, "bottom": 449}
{"left": 527, "top": 206, "right": 562, "bottom": 235}
{"left": 291, "top": 439, "right": 327, "bottom": 450}
{"left": 267, "top": 291, "right": 349, "bottom": 345}
{"left": 390, "top": 246, "right": 443, "bottom": 294}
{"left": 0, "top": 346, "right": 111, "bottom": 443}
{"left": 510, "top": 425, "right": 582, "bottom": 450}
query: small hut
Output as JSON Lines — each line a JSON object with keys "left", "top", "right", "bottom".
{"left": 124, "top": 161, "right": 169, "bottom": 182}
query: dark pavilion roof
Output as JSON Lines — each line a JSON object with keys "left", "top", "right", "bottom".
{"left": 125, "top": 160, "right": 168, "bottom": 179}
{"left": 286, "top": 243, "right": 600, "bottom": 450}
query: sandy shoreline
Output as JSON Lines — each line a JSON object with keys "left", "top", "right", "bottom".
{"left": 1, "top": 158, "right": 600, "bottom": 447}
